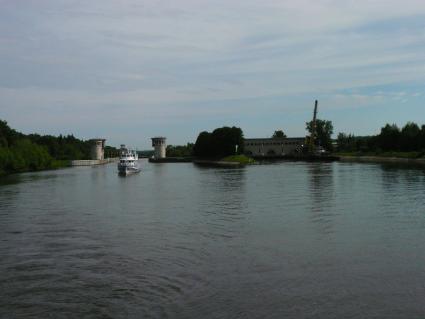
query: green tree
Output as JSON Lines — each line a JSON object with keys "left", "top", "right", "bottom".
{"left": 378, "top": 124, "right": 400, "bottom": 151}
{"left": 194, "top": 126, "right": 244, "bottom": 158}
{"left": 193, "top": 131, "right": 212, "bottom": 157}
{"left": 166, "top": 143, "right": 194, "bottom": 157}
{"left": 336, "top": 133, "right": 379, "bottom": 153}
{"left": 272, "top": 130, "right": 287, "bottom": 138}
{"left": 0, "top": 118, "right": 118, "bottom": 174}
{"left": 306, "top": 119, "right": 334, "bottom": 151}
{"left": 400, "top": 122, "right": 421, "bottom": 151}
{"left": 0, "top": 120, "right": 23, "bottom": 147}
{"left": 336, "top": 133, "right": 355, "bottom": 152}
{"left": 420, "top": 125, "right": 425, "bottom": 150}
{"left": 0, "top": 147, "right": 13, "bottom": 174}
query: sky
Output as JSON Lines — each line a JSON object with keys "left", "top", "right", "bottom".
{"left": 0, "top": 0, "right": 424, "bottom": 149}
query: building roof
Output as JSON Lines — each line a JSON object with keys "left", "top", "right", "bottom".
{"left": 244, "top": 137, "right": 305, "bottom": 141}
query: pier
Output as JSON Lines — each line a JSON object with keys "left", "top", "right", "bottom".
{"left": 71, "top": 138, "right": 117, "bottom": 166}
{"left": 71, "top": 158, "right": 117, "bottom": 166}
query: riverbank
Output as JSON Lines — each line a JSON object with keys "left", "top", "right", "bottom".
{"left": 0, "top": 159, "right": 71, "bottom": 177}
{"left": 1, "top": 158, "right": 118, "bottom": 176}
{"left": 193, "top": 160, "right": 243, "bottom": 167}
{"left": 148, "top": 157, "right": 193, "bottom": 163}
{"left": 193, "top": 155, "right": 255, "bottom": 167}
{"left": 336, "top": 151, "right": 425, "bottom": 159}
{"left": 252, "top": 154, "right": 340, "bottom": 161}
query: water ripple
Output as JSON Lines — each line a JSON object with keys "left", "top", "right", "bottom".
{"left": 1, "top": 162, "right": 425, "bottom": 318}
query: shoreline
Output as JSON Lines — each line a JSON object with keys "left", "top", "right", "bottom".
{"left": 252, "top": 154, "right": 340, "bottom": 161}
{"left": 148, "top": 157, "right": 193, "bottom": 163}
{"left": 339, "top": 155, "right": 425, "bottom": 165}
{"left": 0, "top": 162, "right": 71, "bottom": 177}
{"left": 192, "top": 159, "right": 245, "bottom": 167}
{"left": 0, "top": 158, "right": 118, "bottom": 177}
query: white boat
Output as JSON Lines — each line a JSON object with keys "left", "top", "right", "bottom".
{"left": 118, "top": 145, "right": 140, "bottom": 175}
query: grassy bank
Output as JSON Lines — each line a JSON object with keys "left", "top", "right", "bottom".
{"left": 193, "top": 155, "right": 255, "bottom": 168}
{"left": 220, "top": 155, "right": 255, "bottom": 164}
{"left": 51, "top": 160, "right": 72, "bottom": 169}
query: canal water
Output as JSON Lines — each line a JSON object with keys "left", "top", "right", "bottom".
{"left": 1, "top": 160, "right": 425, "bottom": 318}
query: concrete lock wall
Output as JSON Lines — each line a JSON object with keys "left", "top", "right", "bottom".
{"left": 71, "top": 158, "right": 117, "bottom": 166}
{"left": 244, "top": 138, "right": 304, "bottom": 157}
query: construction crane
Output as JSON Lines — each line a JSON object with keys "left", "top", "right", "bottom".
{"left": 307, "top": 100, "right": 318, "bottom": 154}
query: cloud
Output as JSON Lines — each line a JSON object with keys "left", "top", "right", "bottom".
{"left": 1, "top": 0, "right": 425, "bottom": 146}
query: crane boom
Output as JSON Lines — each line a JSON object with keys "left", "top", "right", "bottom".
{"left": 309, "top": 100, "right": 318, "bottom": 153}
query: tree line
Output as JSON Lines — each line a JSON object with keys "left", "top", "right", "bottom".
{"left": 166, "top": 143, "right": 194, "bottom": 157}
{"left": 336, "top": 122, "right": 425, "bottom": 154}
{"left": 26, "top": 133, "right": 92, "bottom": 160}
{"left": 0, "top": 120, "right": 117, "bottom": 175}
{"left": 192, "top": 124, "right": 333, "bottom": 158}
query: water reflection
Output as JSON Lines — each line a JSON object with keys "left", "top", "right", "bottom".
{"left": 378, "top": 163, "right": 425, "bottom": 222}
{"left": 0, "top": 174, "right": 22, "bottom": 187}
{"left": 195, "top": 167, "right": 248, "bottom": 240}
{"left": 380, "top": 162, "right": 425, "bottom": 186}
{"left": 306, "top": 162, "right": 336, "bottom": 235}
{"left": 0, "top": 169, "right": 63, "bottom": 187}
{"left": 197, "top": 167, "right": 247, "bottom": 212}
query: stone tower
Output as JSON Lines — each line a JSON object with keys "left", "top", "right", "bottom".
{"left": 90, "top": 139, "right": 106, "bottom": 160}
{"left": 151, "top": 137, "right": 166, "bottom": 159}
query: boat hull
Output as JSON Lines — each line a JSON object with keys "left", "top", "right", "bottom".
{"left": 118, "top": 165, "right": 140, "bottom": 176}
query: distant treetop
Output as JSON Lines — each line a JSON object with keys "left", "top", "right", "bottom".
{"left": 193, "top": 126, "right": 244, "bottom": 158}
{"left": 272, "top": 130, "right": 287, "bottom": 138}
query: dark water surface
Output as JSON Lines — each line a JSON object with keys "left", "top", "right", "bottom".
{"left": 1, "top": 160, "right": 425, "bottom": 318}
